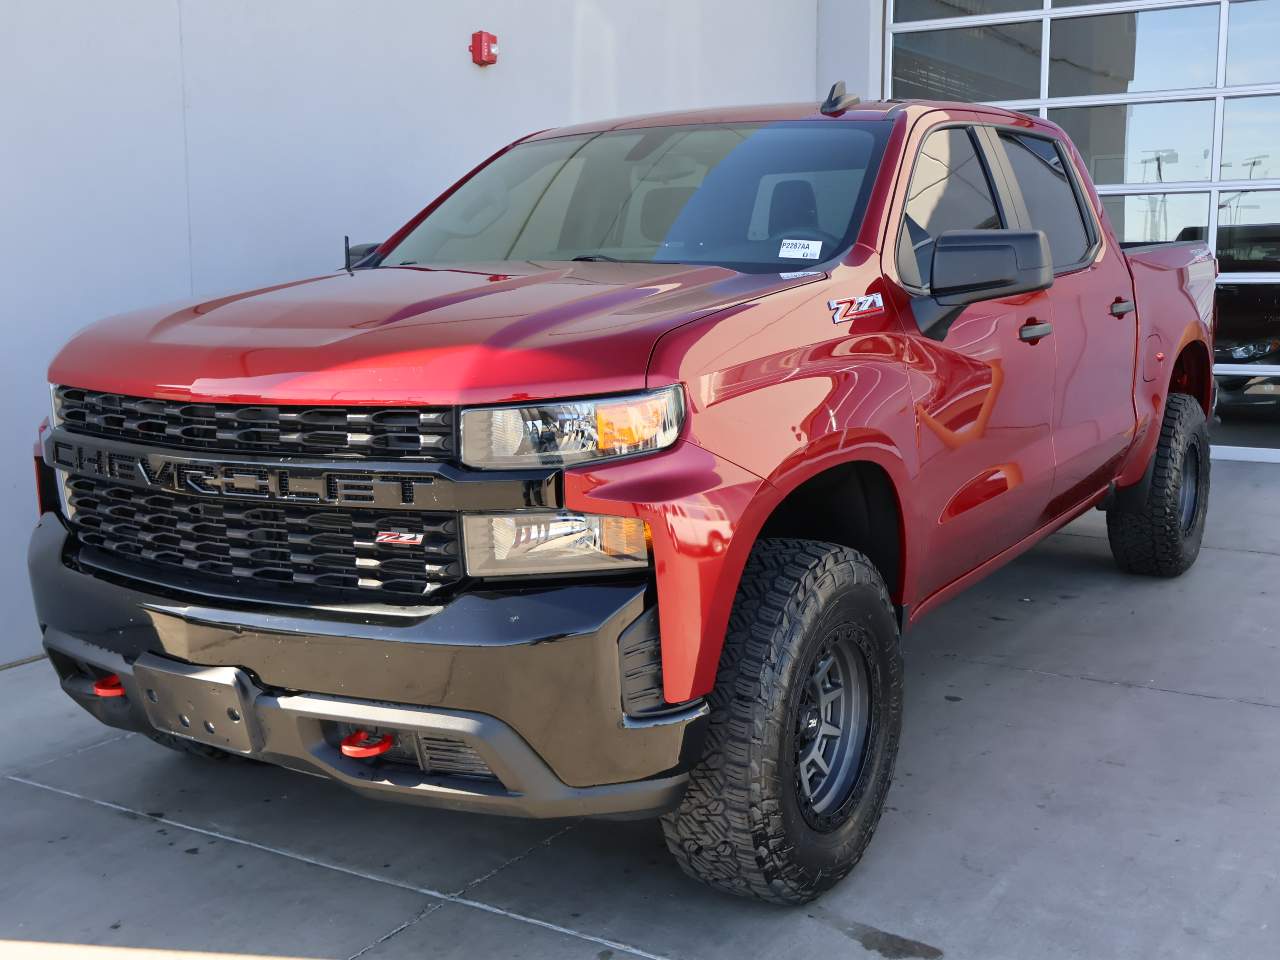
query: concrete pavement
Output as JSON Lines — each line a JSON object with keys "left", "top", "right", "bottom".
{"left": 2, "top": 459, "right": 1276, "bottom": 959}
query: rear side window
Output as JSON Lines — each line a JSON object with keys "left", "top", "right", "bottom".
{"left": 998, "top": 132, "right": 1092, "bottom": 269}
{"left": 897, "top": 127, "right": 1003, "bottom": 289}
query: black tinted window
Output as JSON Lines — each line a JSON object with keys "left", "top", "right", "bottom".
{"left": 999, "top": 132, "right": 1092, "bottom": 269}
{"left": 897, "top": 128, "right": 1003, "bottom": 289}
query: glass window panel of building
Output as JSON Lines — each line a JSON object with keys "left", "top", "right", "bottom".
{"left": 891, "top": 22, "right": 1042, "bottom": 101}
{"left": 1227, "top": 0, "right": 1280, "bottom": 86}
{"left": 1048, "top": 5, "right": 1220, "bottom": 97}
{"left": 1217, "top": 190, "right": 1280, "bottom": 270}
{"left": 1216, "top": 285, "right": 1280, "bottom": 358}
{"left": 894, "top": 0, "right": 1039, "bottom": 23}
{"left": 1050, "top": 101, "right": 1214, "bottom": 185}
{"left": 1102, "top": 193, "right": 1211, "bottom": 243}
{"left": 1221, "top": 97, "right": 1280, "bottom": 181}
{"left": 1053, "top": 0, "right": 1142, "bottom": 7}
{"left": 1215, "top": 283, "right": 1280, "bottom": 451}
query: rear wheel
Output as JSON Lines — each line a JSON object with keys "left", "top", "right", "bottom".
{"left": 1106, "top": 393, "right": 1210, "bottom": 577}
{"left": 661, "top": 539, "right": 902, "bottom": 904}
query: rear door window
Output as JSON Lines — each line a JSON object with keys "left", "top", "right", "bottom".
{"left": 897, "top": 127, "right": 1004, "bottom": 289}
{"left": 997, "top": 131, "right": 1093, "bottom": 270}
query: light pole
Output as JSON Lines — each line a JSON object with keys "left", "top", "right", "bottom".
{"left": 1139, "top": 150, "right": 1179, "bottom": 240}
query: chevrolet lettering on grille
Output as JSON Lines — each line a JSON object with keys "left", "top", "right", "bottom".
{"left": 49, "top": 436, "right": 437, "bottom": 509}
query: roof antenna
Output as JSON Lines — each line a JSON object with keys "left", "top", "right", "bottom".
{"left": 821, "top": 80, "right": 861, "bottom": 116}
{"left": 344, "top": 235, "right": 354, "bottom": 276}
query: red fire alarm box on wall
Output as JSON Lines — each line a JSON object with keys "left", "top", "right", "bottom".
{"left": 470, "top": 31, "right": 498, "bottom": 66}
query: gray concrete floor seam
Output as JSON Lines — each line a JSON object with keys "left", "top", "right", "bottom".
{"left": 925, "top": 650, "right": 1280, "bottom": 710}
{"left": 7, "top": 731, "right": 136, "bottom": 776}
{"left": 0, "top": 653, "right": 46, "bottom": 672}
{"left": 452, "top": 821, "right": 579, "bottom": 896}
{"left": 6, "top": 774, "right": 673, "bottom": 960}
{"left": 345, "top": 901, "right": 447, "bottom": 960}
{"left": 1057, "top": 528, "right": 1280, "bottom": 561}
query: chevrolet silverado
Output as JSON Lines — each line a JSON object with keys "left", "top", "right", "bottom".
{"left": 30, "top": 86, "right": 1216, "bottom": 903}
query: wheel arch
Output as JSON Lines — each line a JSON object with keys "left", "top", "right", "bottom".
{"left": 660, "top": 443, "right": 916, "bottom": 702}
{"left": 756, "top": 459, "right": 906, "bottom": 611}
{"left": 1116, "top": 325, "right": 1214, "bottom": 493}
{"left": 1170, "top": 339, "right": 1213, "bottom": 417}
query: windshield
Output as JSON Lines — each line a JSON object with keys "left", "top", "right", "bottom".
{"left": 382, "top": 121, "right": 891, "bottom": 274}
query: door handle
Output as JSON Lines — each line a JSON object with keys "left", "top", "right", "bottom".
{"left": 1110, "top": 299, "right": 1135, "bottom": 317}
{"left": 1019, "top": 321, "right": 1053, "bottom": 342}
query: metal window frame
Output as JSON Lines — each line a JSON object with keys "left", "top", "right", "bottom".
{"left": 885, "top": 0, "right": 1280, "bottom": 455}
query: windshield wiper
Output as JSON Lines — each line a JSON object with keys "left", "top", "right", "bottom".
{"left": 571, "top": 254, "right": 624, "bottom": 262}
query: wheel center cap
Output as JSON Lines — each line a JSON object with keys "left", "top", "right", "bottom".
{"left": 801, "top": 708, "right": 821, "bottom": 740}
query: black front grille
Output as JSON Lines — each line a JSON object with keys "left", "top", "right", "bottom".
{"left": 66, "top": 474, "right": 460, "bottom": 603}
{"left": 54, "top": 386, "right": 454, "bottom": 460}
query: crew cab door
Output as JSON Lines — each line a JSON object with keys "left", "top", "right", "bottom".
{"left": 988, "top": 129, "right": 1139, "bottom": 508}
{"left": 889, "top": 122, "right": 1059, "bottom": 600}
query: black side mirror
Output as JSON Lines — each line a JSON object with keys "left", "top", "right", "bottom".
{"left": 342, "top": 238, "right": 384, "bottom": 273}
{"left": 912, "top": 229, "right": 1052, "bottom": 340}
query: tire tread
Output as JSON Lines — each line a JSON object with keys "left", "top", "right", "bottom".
{"left": 1107, "top": 393, "right": 1209, "bottom": 577}
{"left": 661, "top": 538, "right": 901, "bottom": 904}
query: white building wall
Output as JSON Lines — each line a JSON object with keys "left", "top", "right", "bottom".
{"left": 819, "top": 0, "right": 885, "bottom": 103}
{"left": 0, "top": 0, "right": 880, "bottom": 663}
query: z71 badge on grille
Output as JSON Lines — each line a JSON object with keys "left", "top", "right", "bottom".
{"left": 828, "top": 293, "right": 884, "bottom": 324}
{"left": 376, "top": 531, "right": 425, "bottom": 545}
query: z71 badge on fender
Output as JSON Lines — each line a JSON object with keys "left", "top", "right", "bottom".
{"left": 828, "top": 293, "right": 884, "bottom": 324}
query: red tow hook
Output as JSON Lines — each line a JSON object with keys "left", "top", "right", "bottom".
{"left": 340, "top": 729, "right": 394, "bottom": 759}
{"left": 92, "top": 674, "right": 125, "bottom": 698}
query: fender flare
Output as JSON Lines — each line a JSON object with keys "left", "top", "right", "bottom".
{"left": 1112, "top": 324, "right": 1213, "bottom": 507}
{"left": 680, "top": 433, "right": 916, "bottom": 697}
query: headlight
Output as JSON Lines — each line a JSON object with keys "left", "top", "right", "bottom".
{"left": 1226, "top": 338, "right": 1280, "bottom": 361}
{"left": 460, "top": 386, "right": 683, "bottom": 469}
{"left": 462, "top": 512, "right": 649, "bottom": 576}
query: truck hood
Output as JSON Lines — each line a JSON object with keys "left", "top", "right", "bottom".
{"left": 49, "top": 263, "right": 821, "bottom": 406}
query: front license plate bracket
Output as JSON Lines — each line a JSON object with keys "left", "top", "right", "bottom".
{"left": 132, "top": 653, "right": 261, "bottom": 754}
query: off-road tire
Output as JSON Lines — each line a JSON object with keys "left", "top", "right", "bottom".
{"left": 146, "top": 731, "right": 246, "bottom": 761}
{"left": 1107, "top": 393, "right": 1210, "bottom": 577}
{"left": 661, "top": 539, "right": 903, "bottom": 904}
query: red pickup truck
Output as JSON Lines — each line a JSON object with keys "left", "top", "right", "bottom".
{"left": 30, "top": 88, "right": 1215, "bottom": 904}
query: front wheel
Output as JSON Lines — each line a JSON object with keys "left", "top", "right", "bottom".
{"left": 661, "top": 539, "right": 903, "bottom": 904}
{"left": 1106, "top": 392, "right": 1210, "bottom": 577}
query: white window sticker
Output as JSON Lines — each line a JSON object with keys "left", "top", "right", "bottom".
{"left": 778, "top": 238, "right": 823, "bottom": 260}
